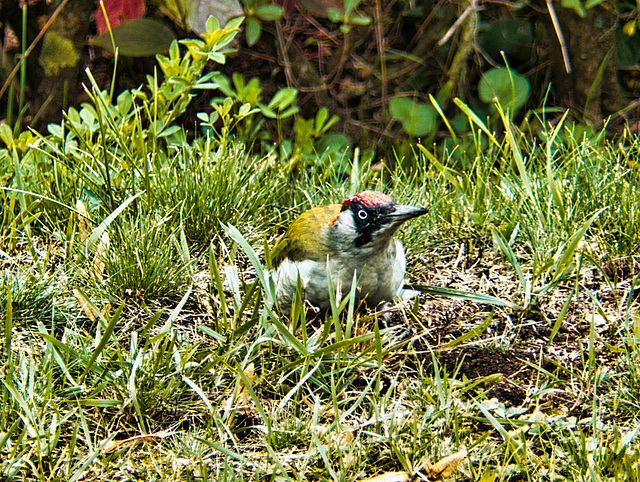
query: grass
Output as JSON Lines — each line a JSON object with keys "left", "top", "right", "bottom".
{"left": 2, "top": 27, "right": 640, "bottom": 480}
{"left": 2, "top": 124, "right": 640, "bottom": 480}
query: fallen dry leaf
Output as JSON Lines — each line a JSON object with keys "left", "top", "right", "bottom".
{"left": 104, "top": 432, "right": 168, "bottom": 453}
{"left": 237, "top": 362, "right": 256, "bottom": 405}
{"left": 73, "top": 288, "right": 97, "bottom": 322}
{"left": 329, "top": 429, "right": 354, "bottom": 447}
{"left": 424, "top": 449, "right": 467, "bottom": 479}
{"left": 93, "top": 231, "right": 109, "bottom": 280}
{"left": 361, "top": 472, "right": 409, "bottom": 482}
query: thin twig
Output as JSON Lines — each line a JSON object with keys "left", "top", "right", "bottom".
{"left": 438, "top": 3, "right": 474, "bottom": 46}
{"left": 546, "top": 0, "right": 571, "bottom": 74}
{"left": 374, "top": 0, "right": 388, "bottom": 146}
{"left": 0, "top": 0, "right": 71, "bottom": 102}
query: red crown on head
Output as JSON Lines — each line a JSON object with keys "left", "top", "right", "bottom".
{"left": 342, "top": 191, "right": 394, "bottom": 210}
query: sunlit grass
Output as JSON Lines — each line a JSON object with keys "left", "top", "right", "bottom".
{"left": 1, "top": 26, "right": 640, "bottom": 478}
{"left": 2, "top": 122, "right": 639, "bottom": 479}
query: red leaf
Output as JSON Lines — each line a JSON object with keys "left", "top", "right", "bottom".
{"left": 96, "top": 0, "right": 146, "bottom": 35}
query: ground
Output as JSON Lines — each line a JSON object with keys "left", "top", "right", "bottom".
{"left": 405, "top": 249, "right": 630, "bottom": 407}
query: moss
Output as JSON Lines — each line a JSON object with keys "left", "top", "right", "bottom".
{"left": 38, "top": 31, "right": 80, "bottom": 76}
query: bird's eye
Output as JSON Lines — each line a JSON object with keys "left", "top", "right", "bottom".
{"left": 357, "top": 209, "right": 368, "bottom": 220}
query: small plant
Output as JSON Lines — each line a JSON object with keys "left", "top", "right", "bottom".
{"left": 389, "top": 96, "right": 437, "bottom": 138}
{"left": 327, "top": 0, "right": 371, "bottom": 33}
{"left": 241, "top": 0, "right": 283, "bottom": 46}
{"left": 199, "top": 71, "right": 346, "bottom": 167}
{"left": 21, "top": 17, "right": 244, "bottom": 219}
{"left": 0, "top": 270, "right": 56, "bottom": 324}
{"left": 478, "top": 66, "right": 530, "bottom": 116}
{"left": 158, "top": 140, "right": 281, "bottom": 247}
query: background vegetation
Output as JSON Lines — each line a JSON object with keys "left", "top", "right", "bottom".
{"left": 4, "top": 0, "right": 640, "bottom": 158}
{"left": 0, "top": 1, "right": 639, "bottom": 481}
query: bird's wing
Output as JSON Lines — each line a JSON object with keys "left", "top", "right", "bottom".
{"left": 271, "top": 203, "right": 341, "bottom": 267}
{"left": 270, "top": 236, "right": 289, "bottom": 267}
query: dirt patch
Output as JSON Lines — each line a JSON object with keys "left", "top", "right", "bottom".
{"left": 394, "top": 250, "right": 638, "bottom": 410}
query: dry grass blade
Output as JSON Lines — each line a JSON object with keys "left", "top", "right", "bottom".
{"left": 76, "top": 200, "right": 90, "bottom": 242}
{"left": 73, "top": 287, "right": 98, "bottom": 322}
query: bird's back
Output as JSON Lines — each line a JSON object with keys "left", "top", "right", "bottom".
{"left": 271, "top": 203, "right": 341, "bottom": 267}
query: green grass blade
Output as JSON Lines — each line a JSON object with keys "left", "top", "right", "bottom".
{"left": 430, "top": 94, "right": 457, "bottom": 142}
{"left": 69, "top": 436, "right": 116, "bottom": 482}
{"left": 209, "top": 244, "right": 229, "bottom": 332}
{"left": 183, "top": 376, "right": 214, "bottom": 414}
{"left": 549, "top": 286, "right": 575, "bottom": 345}
{"left": 454, "top": 97, "right": 500, "bottom": 148}
{"left": 224, "top": 223, "right": 275, "bottom": 307}
{"left": 545, "top": 110, "right": 570, "bottom": 220}
{"left": 406, "top": 283, "right": 518, "bottom": 309}
{"left": 491, "top": 227, "right": 529, "bottom": 306}
{"left": 551, "top": 208, "right": 605, "bottom": 282}
{"left": 440, "top": 311, "right": 494, "bottom": 349}
{"left": 495, "top": 102, "right": 535, "bottom": 204}
{"left": 4, "top": 288, "right": 12, "bottom": 364}
{"left": 80, "top": 303, "right": 124, "bottom": 382}
{"left": 268, "top": 316, "right": 308, "bottom": 355}
{"left": 85, "top": 190, "right": 144, "bottom": 254}
{"left": 195, "top": 436, "right": 251, "bottom": 464}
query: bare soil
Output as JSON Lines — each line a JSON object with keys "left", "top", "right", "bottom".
{"left": 391, "top": 249, "right": 636, "bottom": 411}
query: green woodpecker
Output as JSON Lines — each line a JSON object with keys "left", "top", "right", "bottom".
{"left": 272, "top": 191, "right": 427, "bottom": 312}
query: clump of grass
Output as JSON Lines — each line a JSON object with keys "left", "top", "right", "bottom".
{"left": 0, "top": 269, "right": 56, "bottom": 324}
{"left": 159, "top": 140, "right": 284, "bottom": 248}
{"left": 101, "top": 212, "right": 191, "bottom": 303}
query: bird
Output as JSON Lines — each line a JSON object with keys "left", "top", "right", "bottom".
{"left": 271, "top": 190, "right": 427, "bottom": 313}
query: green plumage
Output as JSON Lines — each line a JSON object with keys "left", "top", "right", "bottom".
{"left": 271, "top": 204, "right": 341, "bottom": 267}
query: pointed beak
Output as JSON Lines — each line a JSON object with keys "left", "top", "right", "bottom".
{"left": 388, "top": 204, "right": 427, "bottom": 224}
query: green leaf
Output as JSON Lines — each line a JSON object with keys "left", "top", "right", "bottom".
{"left": 389, "top": 96, "right": 436, "bottom": 137}
{"left": 315, "top": 107, "right": 328, "bottom": 130}
{"left": 246, "top": 16, "right": 262, "bottom": 47}
{"left": 255, "top": 4, "right": 284, "bottom": 20}
{"left": 349, "top": 14, "right": 371, "bottom": 26}
{"left": 268, "top": 87, "right": 298, "bottom": 110}
{"left": 344, "top": 0, "right": 360, "bottom": 13}
{"left": 206, "top": 15, "right": 221, "bottom": 33}
{"left": 0, "top": 124, "right": 13, "bottom": 147}
{"left": 479, "top": 20, "right": 533, "bottom": 61}
{"left": 561, "top": 0, "right": 586, "bottom": 16}
{"left": 157, "top": 125, "right": 182, "bottom": 138}
{"left": 207, "top": 51, "right": 227, "bottom": 64}
{"left": 89, "top": 18, "right": 176, "bottom": 57}
{"left": 478, "top": 67, "right": 530, "bottom": 111}
{"left": 279, "top": 106, "right": 299, "bottom": 118}
{"left": 326, "top": 8, "right": 343, "bottom": 23}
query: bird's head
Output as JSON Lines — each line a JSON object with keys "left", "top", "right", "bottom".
{"left": 329, "top": 191, "right": 427, "bottom": 251}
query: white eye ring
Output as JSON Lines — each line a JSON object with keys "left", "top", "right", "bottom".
{"left": 357, "top": 209, "right": 368, "bottom": 220}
